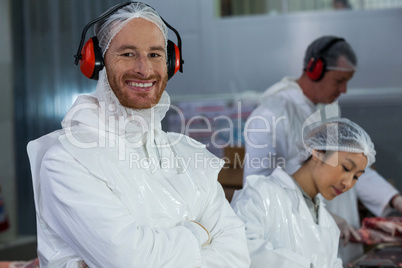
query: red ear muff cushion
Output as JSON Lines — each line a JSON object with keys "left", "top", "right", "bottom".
{"left": 80, "top": 38, "right": 96, "bottom": 79}
{"left": 306, "top": 57, "right": 326, "bottom": 81}
{"left": 167, "top": 40, "right": 180, "bottom": 80}
{"left": 173, "top": 43, "right": 181, "bottom": 76}
{"left": 80, "top": 37, "right": 104, "bottom": 80}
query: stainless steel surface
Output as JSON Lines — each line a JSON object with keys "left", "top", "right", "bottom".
{"left": 349, "top": 242, "right": 402, "bottom": 268}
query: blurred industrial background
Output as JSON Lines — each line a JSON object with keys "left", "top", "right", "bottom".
{"left": 0, "top": 0, "right": 401, "bottom": 260}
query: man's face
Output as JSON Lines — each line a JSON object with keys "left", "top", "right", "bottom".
{"left": 314, "top": 56, "right": 355, "bottom": 104}
{"left": 104, "top": 18, "right": 168, "bottom": 109}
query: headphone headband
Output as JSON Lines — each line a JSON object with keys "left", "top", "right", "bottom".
{"left": 74, "top": 1, "right": 183, "bottom": 73}
{"left": 315, "top": 37, "right": 345, "bottom": 59}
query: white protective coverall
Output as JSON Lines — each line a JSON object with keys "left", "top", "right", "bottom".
{"left": 231, "top": 168, "right": 342, "bottom": 268}
{"left": 27, "top": 69, "right": 250, "bottom": 268}
{"left": 243, "top": 76, "right": 399, "bottom": 265}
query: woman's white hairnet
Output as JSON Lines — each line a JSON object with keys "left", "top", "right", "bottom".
{"left": 303, "top": 35, "right": 357, "bottom": 72}
{"left": 298, "top": 118, "right": 376, "bottom": 168}
{"left": 93, "top": 2, "right": 168, "bottom": 57}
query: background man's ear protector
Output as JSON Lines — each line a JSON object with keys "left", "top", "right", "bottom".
{"left": 306, "top": 37, "right": 345, "bottom": 81}
{"left": 74, "top": 1, "right": 184, "bottom": 80}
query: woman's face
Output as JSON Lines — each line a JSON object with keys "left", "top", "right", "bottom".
{"left": 312, "top": 150, "right": 367, "bottom": 200}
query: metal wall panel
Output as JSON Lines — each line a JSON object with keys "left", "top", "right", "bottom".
{"left": 13, "top": 0, "right": 123, "bottom": 235}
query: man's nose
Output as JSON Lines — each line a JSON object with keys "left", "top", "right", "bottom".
{"left": 339, "top": 83, "right": 347, "bottom": 94}
{"left": 133, "top": 55, "right": 152, "bottom": 77}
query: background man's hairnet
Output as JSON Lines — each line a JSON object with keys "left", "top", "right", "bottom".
{"left": 303, "top": 35, "right": 357, "bottom": 72}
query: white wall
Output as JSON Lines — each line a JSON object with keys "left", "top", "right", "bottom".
{"left": 144, "top": 0, "right": 402, "bottom": 190}
{"left": 0, "top": 0, "right": 17, "bottom": 241}
{"left": 141, "top": 1, "right": 402, "bottom": 97}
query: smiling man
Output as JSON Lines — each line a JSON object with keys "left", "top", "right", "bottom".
{"left": 27, "top": 2, "right": 250, "bottom": 267}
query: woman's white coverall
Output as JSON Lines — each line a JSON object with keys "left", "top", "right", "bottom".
{"left": 231, "top": 168, "right": 343, "bottom": 268}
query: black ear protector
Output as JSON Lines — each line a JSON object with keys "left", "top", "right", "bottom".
{"left": 306, "top": 37, "right": 345, "bottom": 81}
{"left": 74, "top": 1, "right": 184, "bottom": 80}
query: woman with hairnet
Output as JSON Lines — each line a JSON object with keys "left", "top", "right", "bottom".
{"left": 231, "top": 118, "right": 376, "bottom": 268}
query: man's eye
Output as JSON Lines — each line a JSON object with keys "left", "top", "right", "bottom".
{"left": 122, "top": 53, "right": 134, "bottom": 57}
{"left": 149, "top": 53, "right": 161, "bottom": 58}
{"left": 342, "top": 165, "right": 350, "bottom": 172}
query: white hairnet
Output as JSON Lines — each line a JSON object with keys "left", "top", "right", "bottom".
{"left": 94, "top": 2, "right": 168, "bottom": 57}
{"left": 303, "top": 35, "right": 357, "bottom": 72}
{"left": 298, "top": 118, "right": 376, "bottom": 168}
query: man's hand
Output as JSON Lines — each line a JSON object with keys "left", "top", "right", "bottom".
{"left": 391, "top": 195, "right": 402, "bottom": 213}
{"left": 330, "top": 213, "right": 361, "bottom": 246}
